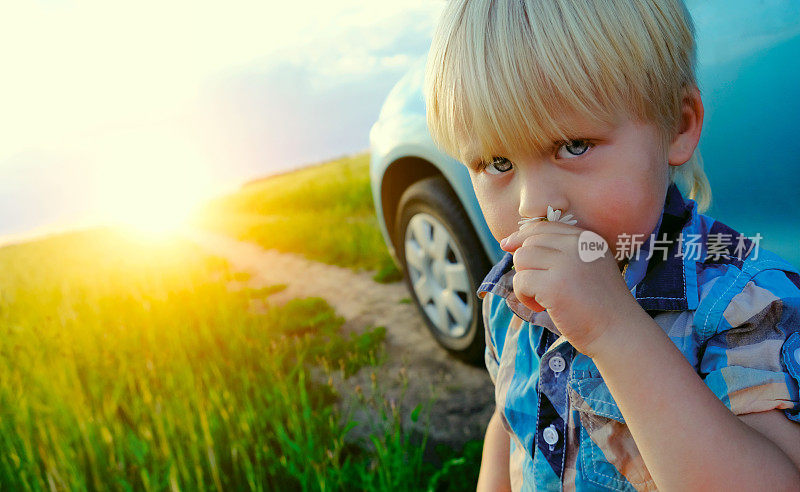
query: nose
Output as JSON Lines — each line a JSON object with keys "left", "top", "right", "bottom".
{"left": 517, "top": 167, "right": 569, "bottom": 221}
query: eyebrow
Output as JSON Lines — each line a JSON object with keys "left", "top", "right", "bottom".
{"left": 461, "top": 150, "right": 489, "bottom": 169}
{"left": 464, "top": 155, "right": 497, "bottom": 169}
{"left": 462, "top": 137, "right": 574, "bottom": 168}
{"left": 461, "top": 122, "right": 615, "bottom": 168}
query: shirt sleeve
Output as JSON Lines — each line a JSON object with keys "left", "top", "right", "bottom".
{"left": 698, "top": 268, "right": 800, "bottom": 422}
{"left": 483, "top": 291, "right": 500, "bottom": 385}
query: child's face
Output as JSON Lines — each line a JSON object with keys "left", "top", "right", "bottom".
{"left": 465, "top": 112, "right": 671, "bottom": 267}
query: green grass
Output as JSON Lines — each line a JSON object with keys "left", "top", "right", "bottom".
{"left": 193, "top": 153, "right": 402, "bottom": 283}
{"left": 0, "top": 228, "right": 485, "bottom": 490}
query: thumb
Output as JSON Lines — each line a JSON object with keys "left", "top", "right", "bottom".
{"left": 516, "top": 292, "right": 546, "bottom": 312}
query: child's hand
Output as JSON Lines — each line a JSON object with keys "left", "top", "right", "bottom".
{"left": 500, "top": 220, "right": 637, "bottom": 356}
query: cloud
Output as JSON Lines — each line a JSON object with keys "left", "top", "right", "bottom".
{"left": 0, "top": 1, "right": 444, "bottom": 236}
{"left": 204, "top": 4, "right": 442, "bottom": 174}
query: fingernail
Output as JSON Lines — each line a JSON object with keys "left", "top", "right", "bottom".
{"left": 500, "top": 237, "right": 509, "bottom": 248}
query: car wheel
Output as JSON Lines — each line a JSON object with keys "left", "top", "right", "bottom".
{"left": 395, "top": 176, "right": 492, "bottom": 364}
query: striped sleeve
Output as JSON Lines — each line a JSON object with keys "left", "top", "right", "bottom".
{"left": 699, "top": 268, "right": 800, "bottom": 421}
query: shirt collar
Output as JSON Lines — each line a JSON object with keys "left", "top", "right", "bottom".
{"left": 476, "top": 182, "right": 697, "bottom": 323}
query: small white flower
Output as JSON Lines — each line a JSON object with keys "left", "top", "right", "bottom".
{"left": 518, "top": 205, "right": 578, "bottom": 227}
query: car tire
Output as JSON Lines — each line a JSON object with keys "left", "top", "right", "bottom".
{"left": 395, "top": 176, "right": 492, "bottom": 365}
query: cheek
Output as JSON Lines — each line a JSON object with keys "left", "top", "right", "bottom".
{"left": 472, "top": 179, "right": 517, "bottom": 241}
{"left": 622, "top": 184, "right": 665, "bottom": 233}
{"left": 585, "top": 182, "right": 659, "bottom": 244}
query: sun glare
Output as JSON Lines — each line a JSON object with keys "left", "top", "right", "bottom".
{"left": 94, "top": 133, "right": 219, "bottom": 239}
{"left": 110, "top": 192, "right": 200, "bottom": 238}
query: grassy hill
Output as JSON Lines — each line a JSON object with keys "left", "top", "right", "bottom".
{"left": 0, "top": 157, "right": 485, "bottom": 490}
{"left": 194, "top": 152, "right": 402, "bottom": 283}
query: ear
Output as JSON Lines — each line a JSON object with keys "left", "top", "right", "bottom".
{"left": 667, "top": 85, "right": 704, "bottom": 167}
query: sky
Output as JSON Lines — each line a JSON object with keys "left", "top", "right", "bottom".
{"left": 0, "top": 0, "right": 445, "bottom": 240}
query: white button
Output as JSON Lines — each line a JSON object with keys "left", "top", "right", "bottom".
{"left": 794, "top": 347, "right": 800, "bottom": 364}
{"left": 549, "top": 355, "right": 566, "bottom": 373}
{"left": 543, "top": 425, "right": 559, "bottom": 445}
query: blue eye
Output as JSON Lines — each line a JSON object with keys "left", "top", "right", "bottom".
{"left": 556, "top": 140, "right": 592, "bottom": 159}
{"left": 481, "top": 157, "right": 513, "bottom": 175}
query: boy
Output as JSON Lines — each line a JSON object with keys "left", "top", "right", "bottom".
{"left": 424, "top": 0, "right": 800, "bottom": 490}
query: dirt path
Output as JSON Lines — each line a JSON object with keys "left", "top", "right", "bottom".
{"left": 189, "top": 231, "right": 495, "bottom": 451}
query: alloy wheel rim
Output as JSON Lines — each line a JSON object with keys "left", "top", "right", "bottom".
{"left": 404, "top": 213, "right": 473, "bottom": 339}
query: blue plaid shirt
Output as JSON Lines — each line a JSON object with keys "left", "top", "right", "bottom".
{"left": 477, "top": 183, "right": 800, "bottom": 491}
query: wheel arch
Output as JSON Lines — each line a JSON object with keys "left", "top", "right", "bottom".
{"left": 380, "top": 157, "right": 447, "bottom": 259}
{"left": 380, "top": 156, "right": 503, "bottom": 275}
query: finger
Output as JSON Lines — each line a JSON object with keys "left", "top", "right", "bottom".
{"left": 521, "top": 231, "right": 574, "bottom": 251}
{"left": 512, "top": 269, "right": 547, "bottom": 312}
{"left": 518, "top": 292, "right": 546, "bottom": 312}
{"left": 501, "top": 220, "right": 577, "bottom": 252}
{"left": 503, "top": 226, "right": 575, "bottom": 255}
{"left": 512, "top": 243, "right": 560, "bottom": 271}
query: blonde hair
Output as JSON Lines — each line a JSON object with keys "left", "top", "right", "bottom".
{"left": 424, "top": 0, "right": 711, "bottom": 212}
